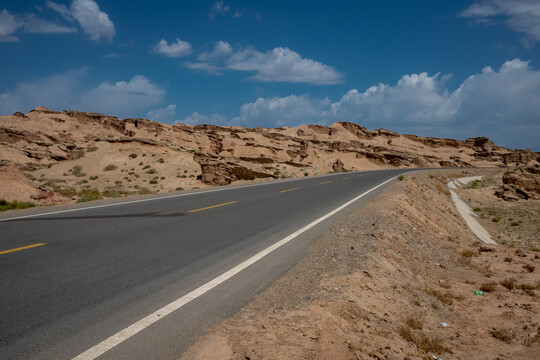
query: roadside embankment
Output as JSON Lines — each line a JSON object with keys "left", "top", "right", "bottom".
{"left": 181, "top": 169, "right": 539, "bottom": 360}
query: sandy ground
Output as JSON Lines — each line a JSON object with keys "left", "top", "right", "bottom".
{"left": 181, "top": 169, "right": 539, "bottom": 360}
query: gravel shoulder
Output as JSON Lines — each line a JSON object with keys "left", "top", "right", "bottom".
{"left": 181, "top": 169, "right": 539, "bottom": 360}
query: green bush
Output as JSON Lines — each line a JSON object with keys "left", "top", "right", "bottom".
{"left": 104, "top": 164, "right": 117, "bottom": 171}
{"left": 146, "top": 169, "right": 156, "bottom": 174}
{"left": 158, "top": 158, "right": 165, "bottom": 163}
{"left": 129, "top": 153, "right": 138, "bottom": 159}
{"left": 0, "top": 199, "right": 35, "bottom": 211}
{"left": 149, "top": 179, "right": 158, "bottom": 184}
{"left": 398, "top": 175, "right": 405, "bottom": 181}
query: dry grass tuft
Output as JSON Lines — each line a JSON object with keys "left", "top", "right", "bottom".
{"left": 503, "top": 257, "right": 513, "bottom": 263}
{"left": 424, "top": 288, "right": 463, "bottom": 305}
{"left": 489, "top": 328, "right": 515, "bottom": 343}
{"left": 499, "top": 278, "right": 516, "bottom": 290}
{"left": 523, "top": 264, "right": 535, "bottom": 273}
{"left": 399, "top": 327, "right": 448, "bottom": 354}
{"left": 479, "top": 282, "right": 497, "bottom": 292}
{"left": 405, "top": 313, "right": 424, "bottom": 330}
{"left": 461, "top": 250, "right": 474, "bottom": 258}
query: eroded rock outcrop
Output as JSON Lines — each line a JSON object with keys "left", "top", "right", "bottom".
{"left": 495, "top": 167, "right": 540, "bottom": 200}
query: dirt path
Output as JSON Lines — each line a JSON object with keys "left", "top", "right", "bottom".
{"left": 181, "top": 169, "right": 539, "bottom": 360}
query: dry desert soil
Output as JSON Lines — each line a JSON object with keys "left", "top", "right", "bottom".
{"left": 181, "top": 169, "right": 539, "bottom": 360}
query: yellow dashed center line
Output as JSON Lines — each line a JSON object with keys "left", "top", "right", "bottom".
{"left": 188, "top": 201, "right": 238, "bottom": 213}
{"left": 319, "top": 181, "right": 331, "bottom": 185}
{"left": 280, "top": 187, "right": 299, "bottom": 193}
{"left": 0, "top": 243, "right": 46, "bottom": 255}
{"left": 342, "top": 177, "right": 350, "bottom": 180}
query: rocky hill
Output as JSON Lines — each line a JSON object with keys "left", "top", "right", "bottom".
{"left": 1, "top": 106, "right": 538, "bottom": 205}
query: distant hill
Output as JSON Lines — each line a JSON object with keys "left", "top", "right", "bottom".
{"left": 1, "top": 106, "right": 538, "bottom": 205}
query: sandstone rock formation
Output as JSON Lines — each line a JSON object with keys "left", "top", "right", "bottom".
{"left": 495, "top": 166, "right": 540, "bottom": 200}
{"left": 1, "top": 106, "right": 538, "bottom": 205}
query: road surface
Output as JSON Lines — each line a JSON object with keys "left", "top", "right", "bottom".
{"left": 0, "top": 169, "right": 407, "bottom": 359}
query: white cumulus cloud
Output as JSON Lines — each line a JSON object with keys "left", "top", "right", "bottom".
{"left": 232, "top": 95, "right": 330, "bottom": 127}
{"left": 0, "top": 70, "right": 165, "bottom": 118}
{"left": 146, "top": 104, "right": 177, "bottom": 123}
{"left": 226, "top": 59, "right": 539, "bottom": 150}
{"left": 48, "top": 0, "right": 115, "bottom": 42}
{"left": 153, "top": 38, "right": 192, "bottom": 57}
{"left": 178, "top": 112, "right": 227, "bottom": 126}
{"left": 82, "top": 75, "right": 164, "bottom": 116}
{"left": 227, "top": 47, "right": 344, "bottom": 84}
{"left": 186, "top": 44, "right": 344, "bottom": 85}
{"left": 198, "top": 41, "right": 232, "bottom": 60}
{"left": 462, "top": 0, "right": 540, "bottom": 44}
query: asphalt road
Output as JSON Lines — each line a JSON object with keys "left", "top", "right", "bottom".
{"left": 0, "top": 169, "right": 407, "bottom": 359}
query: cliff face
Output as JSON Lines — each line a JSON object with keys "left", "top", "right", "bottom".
{"left": 1, "top": 107, "right": 538, "bottom": 204}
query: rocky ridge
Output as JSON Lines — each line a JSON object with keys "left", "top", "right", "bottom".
{"left": 1, "top": 106, "right": 538, "bottom": 204}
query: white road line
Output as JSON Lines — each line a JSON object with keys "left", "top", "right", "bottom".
{"left": 0, "top": 170, "right": 373, "bottom": 222}
{"left": 72, "top": 174, "right": 399, "bottom": 360}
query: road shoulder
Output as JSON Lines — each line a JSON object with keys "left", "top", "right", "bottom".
{"left": 181, "top": 169, "right": 539, "bottom": 359}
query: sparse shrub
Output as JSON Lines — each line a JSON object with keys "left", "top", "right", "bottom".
{"left": 146, "top": 169, "right": 156, "bottom": 174}
{"left": 175, "top": 187, "right": 184, "bottom": 191}
{"left": 180, "top": 175, "right": 187, "bottom": 178}
{"left": 399, "top": 327, "right": 448, "bottom": 353}
{"left": 142, "top": 165, "right": 150, "bottom": 170}
{"left": 503, "top": 257, "right": 513, "bottom": 262}
{"left": 510, "top": 222, "right": 520, "bottom": 226}
{"left": 303, "top": 172, "right": 309, "bottom": 176}
{"left": 72, "top": 165, "right": 84, "bottom": 177}
{"left": 523, "top": 264, "right": 535, "bottom": 273}
{"left": 500, "top": 278, "right": 516, "bottom": 290}
{"left": 398, "top": 175, "right": 405, "bottom": 181}
{"left": 77, "top": 188, "right": 101, "bottom": 203}
{"left": 149, "top": 179, "right": 158, "bottom": 184}
{"left": 158, "top": 158, "right": 164, "bottom": 163}
{"left": 480, "top": 282, "right": 497, "bottom": 292}
{"left": 489, "top": 328, "right": 514, "bottom": 342}
{"left": 104, "top": 164, "right": 117, "bottom": 171}
{"left": 129, "top": 153, "right": 138, "bottom": 159}
{"left": 405, "top": 313, "right": 424, "bottom": 329}
{"left": 69, "top": 149, "right": 85, "bottom": 160}
{"left": 473, "top": 207, "right": 482, "bottom": 212}
{"left": 89, "top": 176, "right": 99, "bottom": 180}
{"left": 469, "top": 179, "right": 481, "bottom": 188}
{"left": 138, "top": 187, "right": 152, "bottom": 194}
{"left": 492, "top": 216, "right": 502, "bottom": 223}
{"left": 429, "top": 174, "right": 435, "bottom": 178}
{"left": 54, "top": 186, "right": 77, "bottom": 197}
{"left": 461, "top": 250, "right": 474, "bottom": 258}
{"left": 0, "top": 199, "right": 35, "bottom": 212}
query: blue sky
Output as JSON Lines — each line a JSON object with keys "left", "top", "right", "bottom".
{"left": 1, "top": 1, "right": 539, "bottom": 150}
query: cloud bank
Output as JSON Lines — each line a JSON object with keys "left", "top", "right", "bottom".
{"left": 181, "top": 59, "right": 540, "bottom": 150}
